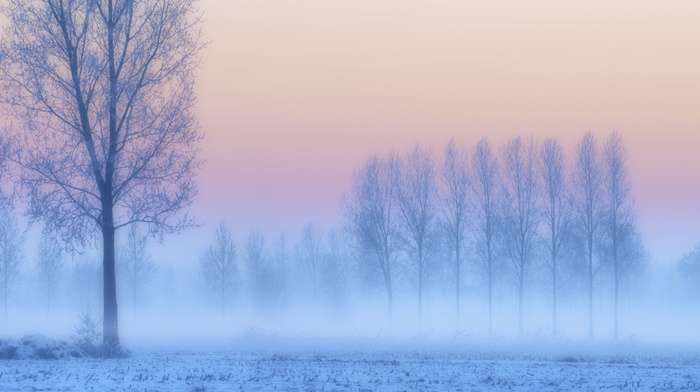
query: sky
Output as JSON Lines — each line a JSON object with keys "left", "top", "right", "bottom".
{"left": 159, "top": 0, "right": 700, "bottom": 266}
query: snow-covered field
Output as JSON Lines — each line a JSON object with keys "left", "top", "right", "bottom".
{"left": 2, "top": 339, "right": 700, "bottom": 391}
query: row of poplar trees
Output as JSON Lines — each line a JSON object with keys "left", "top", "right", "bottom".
{"left": 344, "top": 131, "right": 644, "bottom": 339}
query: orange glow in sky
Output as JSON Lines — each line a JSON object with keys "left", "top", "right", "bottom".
{"left": 176, "top": 0, "right": 700, "bottom": 264}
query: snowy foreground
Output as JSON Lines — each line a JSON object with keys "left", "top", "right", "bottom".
{"left": 1, "top": 338, "right": 700, "bottom": 391}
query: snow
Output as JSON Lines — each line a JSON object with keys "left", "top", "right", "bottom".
{"left": 0, "top": 335, "right": 84, "bottom": 360}
{"left": 1, "top": 338, "right": 700, "bottom": 391}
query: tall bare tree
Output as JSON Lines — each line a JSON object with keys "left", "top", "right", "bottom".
{"left": 471, "top": 138, "right": 500, "bottom": 338}
{"left": 573, "top": 131, "right": 603, "bottom": 339}
{"left": 602, "top": 131, "right": 641, "bottom": 340}
{"left": 540, "top": 137, "right": 570, "bottom": 338}
{"left": 0, "top": 208, "right": 23, "bottom": 317}
{"left": 439, "top": 138, "right": 470, "bottom": 332}
{"left": 71, "top": 256, "right": 102, "bottom": 311}
{"left": 271, "top": 232, "right": 290, "bottom": 307}
{"left": 200, "top": 222, "right": 237, "bottom": 318}
{"left": 0, "top": 0, "right": 204, "bottom": 347}
{"left": 37, "top": 229, "right": 64, "bottom": 315}
{"left": 119, "top": 224, "right": 156, "bottom": 317}
{"left": 343, "top": 154, "right": 400, "bottom": 320}
{"left": 245, "top": 231, "right": 267, "bottom": 305}
{"left": 296, "top": 222, "right": 324, "bottom": 305}
{"left": 676, "top": 244, "right": 700, "bottom": 299}
{"left": 500, "top": 136, "right": 539, "bottom": 338}
{"left": 396, "top": 144, "right": 437, "bottom": 326}
{"left": 323, "top": 227, "right": 352, "bottom": 309}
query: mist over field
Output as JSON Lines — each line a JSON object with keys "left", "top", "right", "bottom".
{"left": 1, "top": 218, "right": 698, "bottom": 345}
{"left": 0, "top": 0, "right": 699, "bottom": 390}
{"left": 3, "top": 132, "right": 698, "bottom": 348}
{"left": 0, "top": 132, "right": 699, "bottom": 348}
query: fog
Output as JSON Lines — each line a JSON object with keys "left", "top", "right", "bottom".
{"left": 2, "top": 238, "right": 699, "bottom": 346}
{"left": 3, "top": 133, "right": 700, "bottom": 350}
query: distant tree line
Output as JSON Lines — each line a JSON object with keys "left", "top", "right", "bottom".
{"left": 192, "top": 131, "right": 647, "bottom": 339}
{"left": 342, "top": 131, "right": 646, "bottom": 339}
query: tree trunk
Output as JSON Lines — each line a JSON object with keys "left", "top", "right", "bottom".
{"left": 455, "top": 245, "right": 460, "bottom": 334}
{"left": 613, "top": 223, "right": 619, "bottom": 341}
{"left": 313, "top": 270, "right": 317, "bottom": 309}
{"left": 47, "top": 280, "right": 52, "bottom": 316}
{"left": 103, "top": 0, "right": 120, "bottom": 349}
{"left": 488, "top": 258, "right": 493, "bottom": 339}
{"left": 133, "top": 283, "right": 137, "bottom": 320}
{"left": 588, "top": 253, "right": 594, "bottom": 339}
{"left": 384, "top": 257, "right": 393, "bottom": 323}
{"left": 387, "top": 280, "right": 393, "bottom": 323}
{"left": 614, "top": 278, "right": 619, "bottom": 340}
{"left": 551, "top": 222, "right": 557, "bottom": 339}
{"left": 552, "top": 252, "right": 557, "bottom": 339}
{"left": 518, "top": 271, "right": 524, "bottom": 339}
{"left": 102, "top": 214, "right": 119, "bottom": 348}
{"left": 418, "top": 257, "right": 423, "bottom": 329}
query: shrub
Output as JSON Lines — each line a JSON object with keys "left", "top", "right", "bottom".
{"left": 70, "top": 309, "right": 101, "bottom": 357}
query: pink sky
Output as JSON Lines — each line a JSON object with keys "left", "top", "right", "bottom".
{"left": 166, "top": 0, "right": 700, "bottom": 264}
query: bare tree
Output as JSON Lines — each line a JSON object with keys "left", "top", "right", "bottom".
{"left": 343, "top": 153, "right": 400, "bottom": 320}
{"left": 396, "top": 144, "right": 437, "bottom": 326}
{"left": 677, "top": 243, "right": 700, "bottom": 299}
{"left": 271, "top": 232, "right": 290, "bottom": 308}
{"left": 500, "top": 136, "right": 539, "bottom": 338}
{"left": 573, "top": 131, "right": 603, "bottom": 338}
{"left": 0, "top": 0, "right": 204, "bottom": 347}
{"left": 71, "top": 256, "right": 102, "bottom": 311}
{"left": 36, "top": 229, "right": 64, "bottom": 315}
{"left": 200, "top": 223, "right": 237, "bottom": 318}
{"left": 0, "top": 208, "right": 23, "bottom": 317}
{"left": 439, "top": 138, "right": 470, "bottom": 333}
{"left": 296, "top": 222, "right": 324, "bottom": 305}
{"left": 119, "top": 224, "right": 156, "bottom": 318}
{"left": 471, "top": 138, "right": 500, "bottom": 337}
{"left": 323, "top": 227, "right": 352, "bottom": 309}
{"left": 601, "top": 131, "right": 642, "bottom": 340}
{"left": 245, "top": 231, "right": 267, "bottom": 305}
{"left": 540, "top": 137, "right": 570, "bottom": 338}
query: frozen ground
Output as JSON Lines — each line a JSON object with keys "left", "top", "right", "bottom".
{"left": 1, "top": 338, "right": 700, "bottom": 391}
